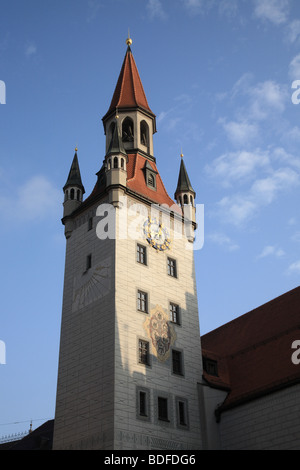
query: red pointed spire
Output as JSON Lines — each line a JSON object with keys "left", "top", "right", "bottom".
{"left": 103, "top": 44, "right": 155, "bottom": 119}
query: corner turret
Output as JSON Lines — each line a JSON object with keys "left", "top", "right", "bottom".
{"left": 62, "top": 148, "right": 85, "bottom": 238}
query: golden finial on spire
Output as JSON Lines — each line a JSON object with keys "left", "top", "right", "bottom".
{"left": 180, "top": 148, "right": 184, "bottom": 158}
{"left": 126, "top": 29, "right": 132, "bottom": 46}
{"left": 75, "top": 145, "right": 78, "bottom": 152}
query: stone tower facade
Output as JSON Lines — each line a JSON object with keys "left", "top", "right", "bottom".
{"left": 53, "top": 39, "right": 204, "bottom": 450}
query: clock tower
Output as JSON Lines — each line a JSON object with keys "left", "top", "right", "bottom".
{"left": 53, "top": 38, "right": 204, "bottom": 450}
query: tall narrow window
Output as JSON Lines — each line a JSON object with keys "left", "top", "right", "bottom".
{"left": 167, "top": 257, "right": 177, "bottom": 278}
{"left": 88, "top": 217, "right": 93, "bottom": 231}
{"left": 86, "top": 254, "right": 92, "bottom": 271}
{"left": 172, "top": 349, "right": 183, "bottom": 375}
{"left": 137, "top": 290, "right": 148, "bottom": 312}
{"left": 170, "top": 303, "right": 180, "bottom": 324}
{"left": 140, "top": 120, "right": 149, "bottom": 147}
{"left": 178, "top": 401, "right": 186, "bottom": 426}
{"left": 158, "top": 397, "right": 169, "bottom": 421}
{"left": 138, "top": 339, "right": 149, "bottom": 365}
{"left": 139, "top": 391, "right": 147, "bottom": 416}
{"left": 137, "top": 387, "right": 150, "bottom": 421}
{"left": 137, "top": 244, "right": 147, "bottom": 265}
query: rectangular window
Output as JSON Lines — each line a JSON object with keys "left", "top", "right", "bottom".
{"left": 136, "top": 387, "right": 150, "bottom": 421}
{"left": 158, "top": 397, "right": 169, "bottom": 421}
{"left": 139, "top": 391, "right": 147, "bottom": 416}
{"left": 178, "top": 401, "right": 186, "bottom": 426}
{"left": 86, "top": 254, "right": 92, "bottom": 271}
{"left": 88, "top": 217, "right": 93, "bottom": 231}
{"left": 172, "top": 350, "right": 183, "bottom": 375}
{"left": 137, "top": 244, "right": 147, "bottom": 265}
{"left": 203, "top": 357, "right": 218, "bottom": 377}
{"left": 175, "top": 397, "right": 188, "bottom": 428}
{"left": 137, "top": 290, "right": 148, "bottom": 313}
{"left": 170, "top": 302, "right": 180, "bottom": 324}
{"left": 167, "top": 257, "right": 177, "bottom": 278}
{"left": 138, "top": 339, "right": 149, "bottom": 365}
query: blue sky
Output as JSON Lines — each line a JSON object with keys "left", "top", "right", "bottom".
{"left": 1, "top": 0, "right": 300, "bottom": 437}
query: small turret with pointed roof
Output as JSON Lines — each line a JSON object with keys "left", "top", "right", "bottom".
{"left": 175, "top": 153, "right": 196, "bottom": 229}
{"left": 62, "top": 147, "right": 85, "bottom": 237}
{"left": 63, "top": 148, "right": 85, "bottom": 193}
{"left": 175, "top": 153, "right": 195, "bottom": 204}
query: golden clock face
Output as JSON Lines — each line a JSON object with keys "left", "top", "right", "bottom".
{"left": 143, "top": 218, "right": 171, "bottom": 251}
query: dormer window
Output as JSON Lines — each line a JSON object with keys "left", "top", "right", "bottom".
{"left": 144, "top": 160, "right": 157, "bottom": 191}
{"left": 148, "top": 173, "right": 155, "bottom": 187}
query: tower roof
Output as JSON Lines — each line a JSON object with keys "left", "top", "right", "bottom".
{"left": 103, "top": 43, "right": 155, "bottom": 121}
{"left": 63, "top": 149, "right": 85, "bottom": 193}
{"left": 175, "top": 157, "right": 195, "bottom": 196}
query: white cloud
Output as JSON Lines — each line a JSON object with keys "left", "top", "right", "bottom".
{"left": 146, "top": 0, "right": 167, "bottom": 20}
{"left": 0, "top": 175, "right": 61, "bottom": 222}
{"left": 25, "top": 42, "right": 37, "bottom": 57}
{"left": 286, "top": 19, "right": 300, "bottom": 43}
{"left": 205, "top": 149, "right": 270, "bottom": 186}
{"left": 251, "top": 167, "right": 299, "bottom": 204}
{"left": 257, "top": 245, "right": 285, "bottom": 259}
{"left": 218, "top": 0, "right": 238, "bottom": 18}
{"left": 208, "top": 232, "right": 239, "bottom": 251}
{"left": 253, "top": 0, "right": 289, "bottom": 25}
{"left": 289, "top": 54, "right": 300, "bottom": 80}
{"left": 220, "top": 119, "right": 259, "bottom": 147}
{"left": 218, "top": 194, "right": 257, "bottom": 226}
{"left": 248, "top": 80, "right": 288, "bottom": 120}
{"left": 182, "top": 0, "right": 205, "bottom": 15}
{"left": 215, "top": 162, "right": 299, "bottom": 226}
{"left": 287, "top": 260, "right": 300, "bottom": 274}
{"left": 86, "top": 0, "right": 102, "bottom": 23}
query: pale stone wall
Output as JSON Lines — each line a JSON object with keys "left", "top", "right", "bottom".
{"left": 53, "top": 201, "right": 116, "bottom": 450}
{"left": 54, "top": 192, "right": 204, "bottom": 450}
{"left": 219, "top": 384, "right": 300, "bottom": 450}
{"left": 113, "top": 197, "right": 203, "bottom": 450}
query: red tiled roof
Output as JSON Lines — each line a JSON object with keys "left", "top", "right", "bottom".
{"left": 104, "top": 47, "right": 154, "bottom": 118}
{"left": 127, "top": 153, "right": 181, "bottom": 211}
{"left": 201, "top": 287, "right": 300, "bottom": 410}
{"left": 73, "top": 153, "right": 181, "bottom": 215}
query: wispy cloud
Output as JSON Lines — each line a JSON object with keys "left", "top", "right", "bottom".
{"left": 217, "top": 76, "right": 288, "bottom": 148}
{"left": 217, "top": 166, "right": 299, "bottom": 226}
{"left": 182, "top": 0, "right": 238, "bottom": 17}
{"left": 289, "top": 54, "right": 300, "bottom": 80}
{"left": 146, "top": 0, "right": 167, "bottom": 20}
{"left": 220, "top": 119, "right": 259, "bottom": 147}
{"left": 286, "top": 19, "right": 300, "bottom": 43}
{"left": 257, "top": 245, "right": 285, "bottom": 259}
{"left": 86, "top": 0, "right": 102, "bottom": 23}
{"left": 208, "top": 232, "right": 239, "bottom": 251}
{"left": 287, "top": 260, "right": 300, "bottom": 274}
{"left": 24, "top": 42, "right": 37, "bottom": 57}
{"left": 253, "top": 0, "right": 290, "bottom": 25}
{"left": 0, "top": 175, "right": 61, "bottom": 223}
{"left": 205, "top": 149, "right": 270, "bottom": 187}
